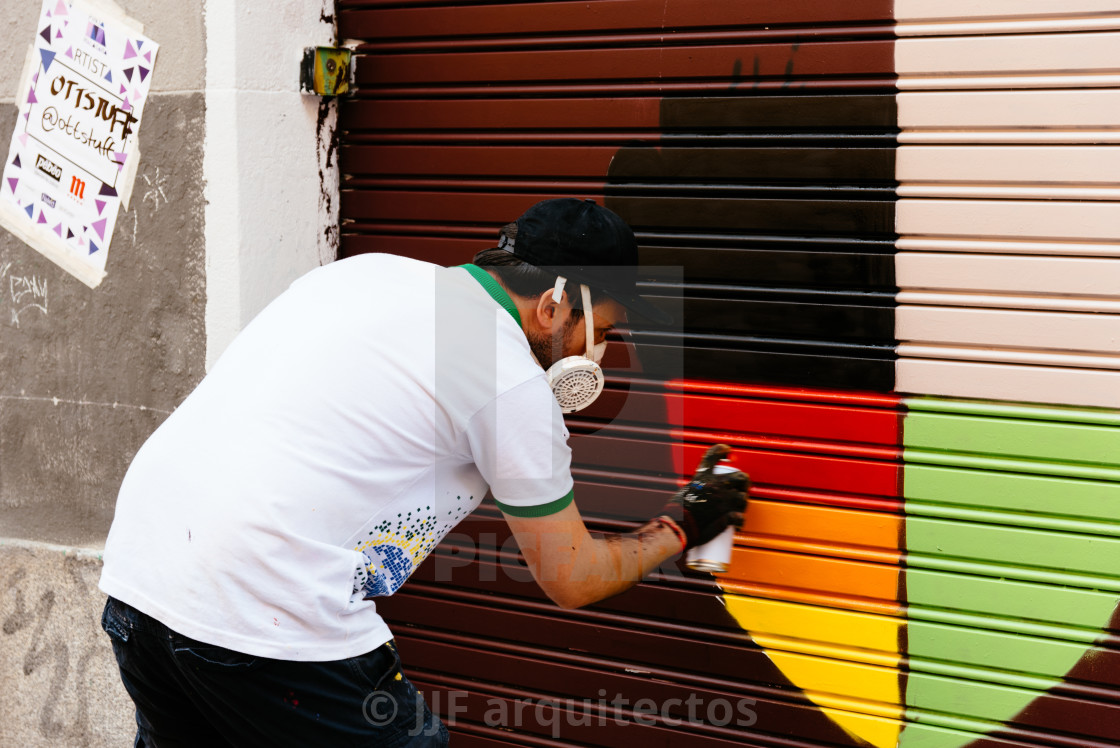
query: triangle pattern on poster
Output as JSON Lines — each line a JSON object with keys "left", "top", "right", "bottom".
{"left": 123, "top": 67, "right": 133, "bottom": 82}
{"left": 6, "top": 177, "right": 18, "bottom": 194}
{"left": 24, "top": 204, "right": 34, "bottom": 219}
{"left": 40, "top": 49, "right": 56, "bottom": 72}
{"left": 53, "top": 223, "right": 63, "bottom": 237}
{"left": 89, "top": 239, "right": 99, "bottom": 255}
{"left": 124, "top": 41, "right": 136, "bottom": 59}
{"left": 18, "top": 134, "right": 28, "bottom": 147}
{"left": 40, "top": 26, "right": 51, "bottom": 44}
{"left": 64, "top": 46, "right": 73, "bottom": 59}
{"left": 96, "top": 199, "right": 106, "bottom": 215}
{"left": 37, "top": 210, "right": 48, "bottom": 224}
{"left": 12, "top": 155, "right": 21, "bottom": 168}
{"left": 91, "top": 218, "right": 107, "bottom": 239}
{"left": 55, "top": 0, "right": 68, "bottom": 15}
{"left": 99, "top": 183, "right": 117, "bottom": 197}
{"left": 104, "top": 69, "right": 112, "bottom": 83}
{"left": 55, "top": 28, "right": 63, "bottom": 39}
{"left": 27, "top": 88, "right": 38, "bottom": 105}
{"left": 67, "top": 228, "right": 74, "bottom": 240}
{"left": 139, "top": 67, "right": 149, "bottom": 82}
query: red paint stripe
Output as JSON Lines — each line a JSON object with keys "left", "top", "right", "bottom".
{"left": 666, "top": 393, "right": 902, "bottom": 445}
{"left": 667, "top": 379, "right": 903, "bottom": 408}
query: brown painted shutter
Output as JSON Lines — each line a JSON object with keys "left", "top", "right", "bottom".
{"left": 338, "top": 2, "right": 898, "bottom": 746}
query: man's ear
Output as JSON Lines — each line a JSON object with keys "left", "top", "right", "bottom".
{"left": 532, "top": 289, "right": 567, "bottom": 331}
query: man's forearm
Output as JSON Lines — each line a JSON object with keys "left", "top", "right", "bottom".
{"left": 518, "top": 513, "right": 683, "bottom": 609}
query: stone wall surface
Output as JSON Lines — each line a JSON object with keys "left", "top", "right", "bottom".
{"left": 0, "top": 0, "right": 337, "bottom": 743}
{"left": 0, "top": 1, "right": 204, "bottom": 746}
{"left": 0, "top": 542, "right": 134, "bottom": 747}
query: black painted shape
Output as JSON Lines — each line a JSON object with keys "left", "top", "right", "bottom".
{"left": 639, "top": 242, "right": 897, "bottom": 288}
{"left": 606, "top": 92, "right": 899, "bottom": 391}
{"left": 610, "top": 196, "right": 896, "bottom": 237}
{"left": 638, "top": 295, "right": 896, "bottom": 341}
{"left": 660, "top": 94, "right": 899, "bottom": 131}
{"left": 607, "top": 146, "right": 896, "bottom": 183}
{"left": 630, "top": 340, "right": 896, "bottom": 391}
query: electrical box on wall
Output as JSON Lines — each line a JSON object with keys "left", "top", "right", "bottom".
{"left": 300, "top": 47, "right": 353, "bottom": 96}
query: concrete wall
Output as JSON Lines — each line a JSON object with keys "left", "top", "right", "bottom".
{"left": 0, "top": 1, "right": 336, "bottom": 744}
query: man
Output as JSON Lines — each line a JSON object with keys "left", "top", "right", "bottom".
{"left": 99, "top": 198, "right": 747, "bottom": 746}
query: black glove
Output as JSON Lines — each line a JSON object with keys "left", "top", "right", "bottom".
{"left": 661, "top": 444, "right": 749, "bottom": 550}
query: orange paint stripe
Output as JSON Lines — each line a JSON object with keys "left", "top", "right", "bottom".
{"left": 743, "top": 536, "right": 903, "bottom": 566}
{"left": 746, "top": 500, "right": 903, "bottom": 553}
{"left": 723, "top": 547, "right": 901, "bottom": 602}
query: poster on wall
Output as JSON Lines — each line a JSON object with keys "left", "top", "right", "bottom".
{"left": 0, "top": 0, "right": 158, "bottom": 288}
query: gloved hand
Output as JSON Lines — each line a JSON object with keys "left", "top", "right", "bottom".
{"left": 660, "top": 444, "right": 749, "bottom": 550}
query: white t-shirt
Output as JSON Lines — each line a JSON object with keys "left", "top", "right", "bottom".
{"left": 99, "top": 255, "right": 574, "bottom": 661}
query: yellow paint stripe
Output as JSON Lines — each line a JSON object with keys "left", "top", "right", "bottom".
{"left": 765, "top": 651, "right": 903, "bottom": 748}
{"left": 726, "top": 595, "right": 903, "bottom": 748}
{"left": 725, "top": 595, "right": 903, "bottom": 656}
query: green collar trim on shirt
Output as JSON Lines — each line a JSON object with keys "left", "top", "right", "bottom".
{"left": 459, "top": 264, "right": 523, "bottom": 329}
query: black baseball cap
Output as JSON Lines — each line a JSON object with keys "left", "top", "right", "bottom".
{"left": 502, "top": 198, "right": 673, "bottom": 325}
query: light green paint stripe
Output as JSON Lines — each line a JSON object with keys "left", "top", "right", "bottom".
{"left": 909, "top": 604, "right": 1102, "bottom": 644}
{"left": 905, "top": 448, "right": 1120, "bottom": 482}
{"left": 906, "top": 516, "right": 1120, "bottom": 580}
{"left": 908, "top": 603, "right": 1106, "bottom": 645}
{"left": 904, "top": 672, "right": 1058, "bottom": 727}
{"left": 907, "top": 554, "right": 1120, "bottom": 591}
{"left": 907, "top": 621, "right": 1086, "bottom": 686}
{"left": 906, "top": 568, "right": 1120, "bottom": 633}
{"left": 907, "top": 501, "right": 1120, "bottom": 537}
{"left": 904, "top": 412, "right": 1120, "bottom": 467}
{"left": 905, "top": 464, "right": 1120, "bottom": 526}
{"left": 898, "top": 712, "right": 1021, "bottom": 748}
{"left": 905, "top": 396, "right": 1120, "bottom": 427}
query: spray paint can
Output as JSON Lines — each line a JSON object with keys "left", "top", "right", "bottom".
{"left": 685, "top": 463, "right": 740, "bottom": 573}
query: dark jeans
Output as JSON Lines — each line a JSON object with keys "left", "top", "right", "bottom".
{"left": 101, "top": 597, "right": 449, "bottom": 747}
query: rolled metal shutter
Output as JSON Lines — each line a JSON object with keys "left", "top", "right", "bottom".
{"left": 338, "top": 2, "right": 1120, "bottom": 747}
{"left": 337, "top": 2, "right": 902, "bottom": 746}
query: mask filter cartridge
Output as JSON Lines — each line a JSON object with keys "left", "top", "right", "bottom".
{"left": 545, "top": 281, "right": 605, "bottom": 413}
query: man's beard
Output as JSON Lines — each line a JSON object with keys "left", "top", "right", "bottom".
{"left": 527, "top": 314, "right": 581, "bottom": 369}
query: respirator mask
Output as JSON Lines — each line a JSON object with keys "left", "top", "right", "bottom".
{"left": 543, "top": 276, "right": 606, "bottom": 413}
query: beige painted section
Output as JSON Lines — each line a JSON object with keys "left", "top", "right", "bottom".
{"left": 897, "top": 306, "right": 1120, "bottom": 353}
{"left": 898, "top": 146, "right": 1120, "bottom": 184}
{"left": 897, "top": 32, "right": 1120, "bottom": 78}
{"left": 896, "top": 254, "right": 1120, "bottom": 296}
{"left": 898, "top": 90, "right": 1120, "bottom": 131}
{"left": 897, "top": 238, "right": 1120, "bottom": 258}
{"left": 896, "top": 359, "right": 1120, "bottom": 409}
{"left": 899, "top": 344, "right": 1120, "bottom": 370}
{"left": 896, "top": 1, "right": 1120, "bottom": 38}
{"left": 897, "top": 200, "right": 1120, "bottom": 242}
{"left": 896, "top": 0, "right": 1120, "bottom": 22}
{"left": 898, "top": 291, "right": 1120, "bottom": 314}
{"left": 895, "top": 13, "right": 1120, "bottom": 406}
